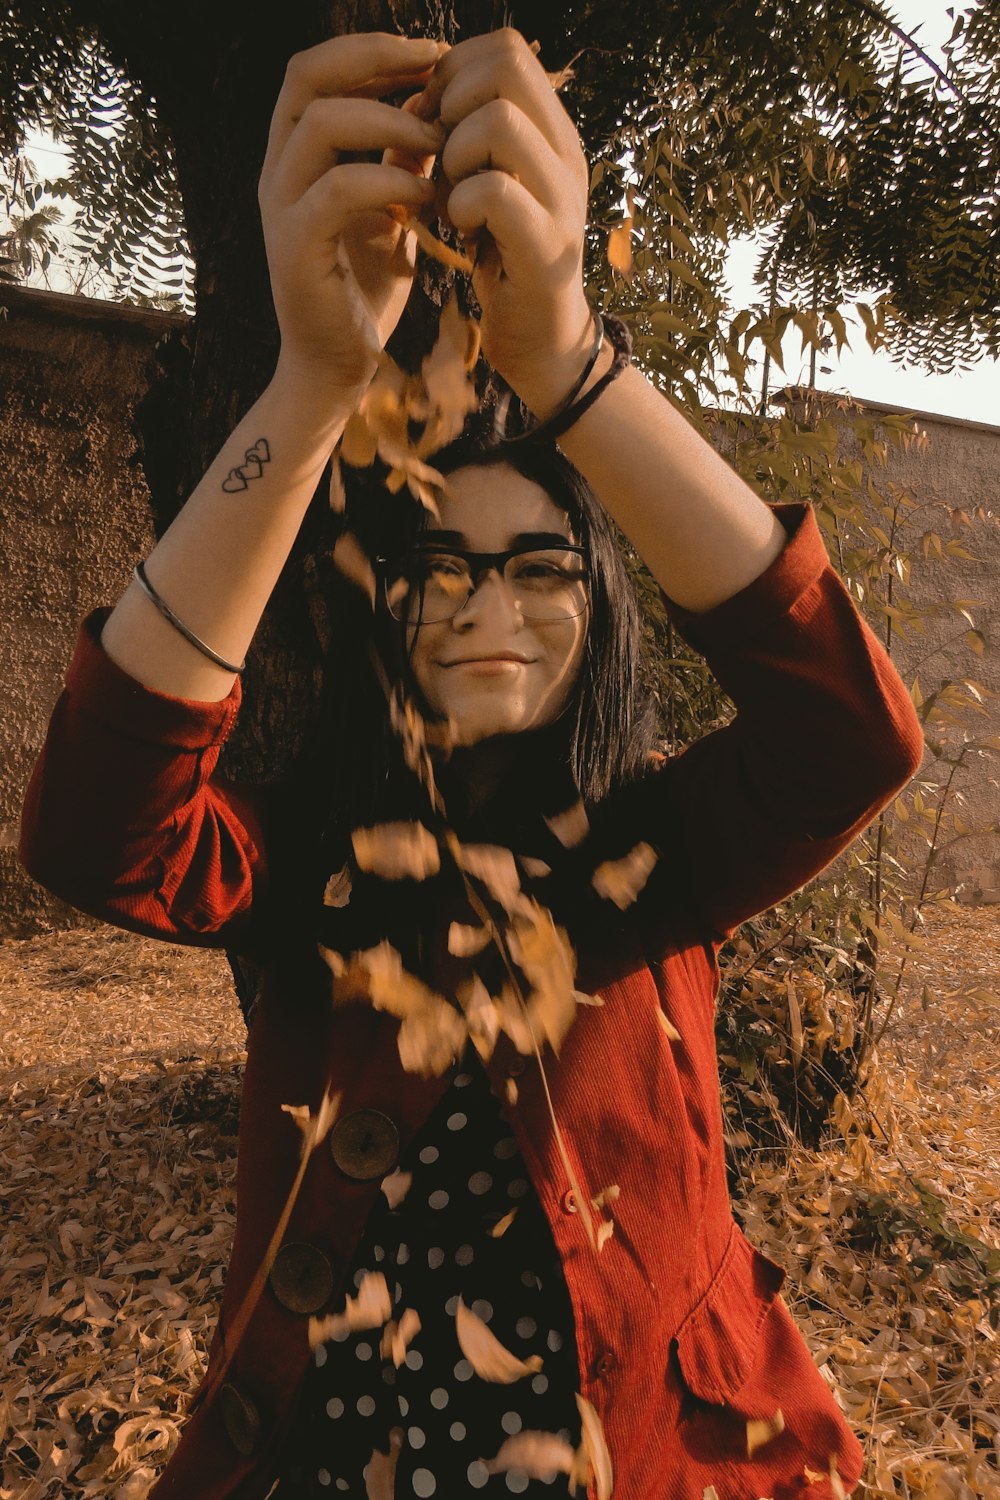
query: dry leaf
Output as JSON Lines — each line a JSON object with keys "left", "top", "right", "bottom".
{"left": 657, "top": 1009, "right": 682, "bottom": 1042}
{"left": 328, "top": 454, "right": 346, "bottom": 513}
{"left": 448, "top": 921, "right": 492, "bottom": 957}
{"left": 380, "top": 1169, "right": 412, "bottom": 1209}
{"left": 323, "top": 866, "right": 352, "bottom": 908}
{"left": 455, "top": 1297, "right": 544, "bottom": 1383}
{"left": 747, "top": 1409, "right": 785, "bottom": 1455}
{"left": 352, "top": 822, "right": 441, "bottom": 881}
{"left": 544, "top": 800, "right": 590, "bottom": 848}
{"left": 379, "top": 1309, "right": 421, "bottom": 1369}
{"left": 573, "top": 1393, "right": 614, "bottom": 1500}
{"left": 490, "top": 1209, "right": 518, "bottom": 1238}
{"left": 591, "top": 842, "right": 658, "bottom": 909}
{"left": 309, "top": 1271, "right": 391, "bottom": 1348}
{"left": 481, "top": 1429, "right": 575, "bottom": 1481}
{"left": 451, "top": 840, "right": 524, "bottom": 910}
{"left": 332, "top": 531, "right": 376, "bottom": 606}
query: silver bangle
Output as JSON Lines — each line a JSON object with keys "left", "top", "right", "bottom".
{"left": 132, "top": 561, "right": 245, "bottom": 675}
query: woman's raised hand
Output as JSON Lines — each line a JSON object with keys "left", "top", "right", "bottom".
{"left": 259, "top": 32, "right": 450, "bottom": 395}
{"left": 416, "top": 28, "right": 595, "bottom": 410}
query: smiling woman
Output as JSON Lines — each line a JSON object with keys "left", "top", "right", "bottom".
{"left": 17, "top": 23, "right": 925, "bottom": 1500}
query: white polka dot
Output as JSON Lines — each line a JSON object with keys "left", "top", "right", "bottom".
{"left": 516, "top": 1317, "right": 536, "bottom": 1339}
{"left": 494, "top": 1137, "right": 517, "bottom": 1159}
{"left": 395, "top": 1281, "right": 404, "bottom": 1301}
{"left": 413, "top": 1469, "right": 436, "bottom": 1496}
{"left": 355, "top": 1342, "right": 373, "bottom": 1360}
{"left": 471, "top": 1298, "right": 493, "bottom": 1322}
{"left": 508, "top": 1178, "right": 529, "bottom": 1198}
{"left": 454, "top": 1072, "right": 472, "bottom": 1088}
{"left": 468, "top": 1171, "right": 492, "bottom": 1195}
{"left": 521, "top": 1270, "right": 541, "bottom": 1289}
{"left": 399, "top": 1395, "right": 410, "bottom": 1416}
{"left": 373, "top": 1245, "right": 385, "bottom": 1262}
{"left": 450, "top": 1420, "right": 466, "bottom": 1441}
{"left": 455, "top": 1244, "right": 474, "bottom": 1267}
{"left": 531, "top": 1373, "right": 548, "bottom": 1394}
{"left": 317, "top": 1470, "right": 331, "bottom": 1487}
{"left": 419, "top": 1145, "right": 439, "bottom": 1164}
{"left": 314, "top": 1344, "right": 328, "bottom": 1367}
{"left": 502, "top": 1411, "right": 523, "bottom": 1435}
{"left": 447, "top": 1112, "right": 468, "bottom": 1131}
{"left": 408, "top": 1425, "right": 426, "bottom": 1449}
{"left": 428, "top": 1189, "right": 449, "bottom": 1210}
{"left": 506, "top": 1472, "right": 529, "bottom": 1493}
{"left": 454, "top": 1358, "right": 474, "bottom": 1380}
{"left": 428, "top": 1247, "right": 445, "bottom": 1269}
{"left": 353, "top": 1268, "right": 370, "bottom": 1289}
{"left": 467, "top": 1460, "right": 489, "bottom": 1488}
{"left": 336, "top": 1482, "right": 349, "bottom": 1493}
{"left": 382, "top": 1366, "right": 396, "bottom": 1385}
{"left": 330, "top": 1324, "right": 350, "bottom": 1342}
{"left": 405, "top": 1348, "right": 424, "bottom": 1371}
{"left": 397, "top": 1243, "right": 410, "bottom": 1265}
{"left": 357, "top": 1395, "right": 376, "bottom": 1416}
{"left": 445, "top": 1295, "right": 460, "bottom": 1316}
{"left": 326, "top": 1397, "right": 344, "bottom": 1418}
{"left": 546, "top": 1329, "right": 563, "bottom": 1352}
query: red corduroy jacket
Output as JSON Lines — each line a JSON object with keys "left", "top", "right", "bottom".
{"left": 19, "top": 502, "right": 924, "bottom": 1500}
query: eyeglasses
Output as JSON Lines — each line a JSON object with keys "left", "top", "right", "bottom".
{"left": 376, "top": 544, "right": 590, "bottom": 625}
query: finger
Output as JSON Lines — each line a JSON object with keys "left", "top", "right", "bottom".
{"left": 445, "top": 170, "right": 553, "bottom": 284}
{"left": 441, "top": 99, "right": 567, "bottom": 217}
{"left": 420, "top": 29, "right": 579, "bottom": 162}
{"left": 264, "top": 34, "right": 447, "bottom": 176}
{"left": 273, "top": 97, "right": 446, "bottom": 204}
{"left": 298, "top": 161, "right": 437, "bottom": 235}
{"left": 383, "top": 90, "right": 439, "bottom": 177}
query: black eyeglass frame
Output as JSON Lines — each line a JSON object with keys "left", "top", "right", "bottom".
{"left": 374, "top": 542, "right": 591, "bottom": 624}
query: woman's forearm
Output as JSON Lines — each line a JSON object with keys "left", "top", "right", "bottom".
{"left": 100, "top": 363, "right": 362, "bottom": 702}
{"left": 515, "top": 336, "right": 788, "bottom": 615}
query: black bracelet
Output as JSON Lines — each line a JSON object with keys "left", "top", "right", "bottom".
{"left": 132, "top": 561, "right": 246, "bottom": 675}
{"left": 503, "top": 310, "right": 633, "bottom": 447}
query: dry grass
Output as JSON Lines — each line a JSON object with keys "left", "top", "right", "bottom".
{"left": 1, "top": 906, "right": 998, "bottom": 1498}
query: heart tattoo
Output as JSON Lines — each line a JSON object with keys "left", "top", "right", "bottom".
{"left": 222, "top": 437, "right": 271, "bottom": 493}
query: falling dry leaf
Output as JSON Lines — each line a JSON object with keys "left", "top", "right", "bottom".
{"left": 328, "top": 454, "right": 346, "bottom": 513}
{"left": 455, "top": 1296, "right": 544, "bottom": 1383}
{"left": 323, "top": 866, "right": 352, "bottom": 908}
{"left": 544, "top": 800, "right": 590, "bottom": 848}
{"left": 481, "top": 1428, "right": 575, "bottom": 1481}
{"left": 380, "top": 1169, "right": 412, "bottom": 1210}
{"left": 331, "top": 531, "right": 376, "bottom": 606}
{"left": 379, "top": 1309, "right": 421, "bottom": 1369}
{"left": 591, "top": 842, "right": 658, "bottom": 909}
{"left": 309, "top": 1271, "right": 391, "bottom": 1348}
{"left": 451, "top": 840, "right": 524, "bottom": 911}
{"left": 747, "top": 1409, "right": 785, "bottom": 1454}
{"left": 657, "top": 1009, "right": 682, "bottom": 1041}
{"left": 573, "top": 1394, "right": 614, "bottom": 1500}
{"left": 490, "top": 1208, "right": 518, "bottom": 1238}
{"left": 352, "top": 822, "right": 441, "bottom": 881}
{"left": 448, "top": 921, "right": 492, "bottom": 957}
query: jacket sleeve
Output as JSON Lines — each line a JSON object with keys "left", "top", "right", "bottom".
{"left": 598, "top": 501, "right": 925, "bottom": 952}
{"left": 18, "top": 608, "right": 271, "bottom": 950}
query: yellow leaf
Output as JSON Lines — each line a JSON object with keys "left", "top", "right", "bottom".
{"left": 331, "top": 531, "right": 376, "bottom": 606}
{"left": 544, "top": 799, "right": 590, "bottom": 848}
{"left": 607, "top": 221, "right": 633, "bottom": 280}
{"left": 448, "top": 921, "right": 492, "bottom": 957}
{"left": 455, "top": 1297, "right": 544, "bottom": 1383}
{"left": 380, "top": 1170, "right": 412, "bottom": 1210}
{"left": 657, "top": 1009, "right": 681, "bottom": 1042}
{"left": 482, "top": 1430, "right": 575, "bottom": 1481}
{"left": 309, "top": 1271, "right": 391, "bottom": 1348}
{"left": 490, "top": 1209, "right": 518, "bottom": 1238}
{"left": 379, "top": 1309, "right": 421, "bottom": 1369}
{"left": 365, "top": 1425, "right": 404, "bottom": 1500}
{"left": 574, "top": 1394, "right": 614, "bottom": 1500}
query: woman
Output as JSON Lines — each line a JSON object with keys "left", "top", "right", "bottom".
{"left": 19, "top": 27, "right": 924, "bottom": 1500}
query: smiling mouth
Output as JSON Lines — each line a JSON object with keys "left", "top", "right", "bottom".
{"left": 442, "top": 655, "right": 533, "bottom": 666}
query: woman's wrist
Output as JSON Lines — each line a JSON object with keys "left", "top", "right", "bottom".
{"left": 269, "top": 353, "right": 371, "bottom": 429}
{"left": 512, "top": 327, "right": 617, "bottom": 425}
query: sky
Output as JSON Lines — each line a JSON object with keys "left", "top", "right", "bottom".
{"left": 10, "top": 0, "right": 998, "bottom": 427}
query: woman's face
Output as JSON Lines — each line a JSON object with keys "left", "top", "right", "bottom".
{"left": 404, "top": 463, "right": 590, "bottom": 746}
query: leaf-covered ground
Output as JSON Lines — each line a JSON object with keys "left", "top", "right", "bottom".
{"left": 1, "top": 904, "right": 998, "bottom": 1499}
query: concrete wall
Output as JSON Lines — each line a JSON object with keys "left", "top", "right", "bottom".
{"left": 0, "top": 285, "right": 186, "bottom": 936}
{"left": 2, "top": 286, "right": 997, "bottom": 934}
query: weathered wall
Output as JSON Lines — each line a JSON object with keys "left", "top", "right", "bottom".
{"left": 0, "top": 285, "right": 188, "bottom": 936}
{"left": 2, "top": 286, "right": 998, "bottom": 935}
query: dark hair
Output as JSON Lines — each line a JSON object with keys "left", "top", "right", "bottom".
{"left": 302, "top": 429, "right": 661, "bottom": 857}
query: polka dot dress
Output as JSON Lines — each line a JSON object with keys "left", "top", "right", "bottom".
{"left": 274, "top": 1037, "right": 582, "bottom": 1496}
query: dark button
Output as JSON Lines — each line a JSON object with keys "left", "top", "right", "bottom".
{"left": 594, "top": 1350, "right": 617, "bottom": 1377}
{"left": 269, "top": 1242, "right": 335, "bottom": 1315}
{"left": 330, "top": 1108, "right": 400, "bottom": 1181}
{"left": 218, "top": 1381, "right": 262, "bottom": 1457}
{"left": 561, "top": 1189, "right": 578, "bottom": 1214}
